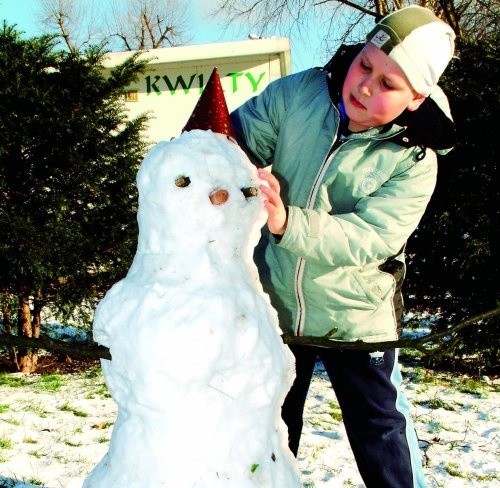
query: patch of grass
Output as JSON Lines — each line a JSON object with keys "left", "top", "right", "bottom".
{"left": 98, "top": 436, "right": 109, "bottom": 443}
{"left": 59, "top": 402, "right": 88, "bottom": 417}
{"left": 92, "top": 421, "right": 114, "bottom": 430}
{"left": 440, "top": 423, "right": 459, "bottom": 433}
{"left": 52, "top": 452, "right": 65, "bottom": 462}
{"left": 416, "top": 397, "right": 455, "bottom": 411}
{"left": 0, "top": 373, "right": 30, "bottom": 388}
{"left": 0, "top": 438, "right": 13, "bottom": 450}
{"left": 455, "top": 377, "right": 488, "bottom": 398}
{"left": 28, "top": 449, "right": 45, "bottom": 459}
{"left": 409, "top": 367, "right": 452, "bottom": 387}
{"left": 326, "top": 401, "right": 343, "bottom": 422}
{"left": 400, "top": 348, "right": 425, "bottom": 365}
{"left": 25, "top": 477, "right": 44, "bottom": 486}
{"left": 35, "top": 374, "right": 66, "bottom": 392}
{"left": 23, "top": 437, "right": 38, "bottom": 444}
{"left": 442, "top": 462, "right": 497, "bottom": 482}
{"left": 307, "top": 417, "right": 335, "bottom": 430}
{"left": 82, "top": 369, "right": 110, "bottom": 399}
{"left": 22, "top": 402, "right": 49, "bottom": 418}
{"left": 0, "top": 404, "right": 9, "bottom": 414}
{"left": 2, "top": 416, "right": 21, "bottom": 426}
{"left": 63, "top": 438, "right": 82, "bottom": 447}
{"left": 444, "top": 462, "right": 467, "bottom": 478}
{"left": 310, "top": 444, "right": 325, "bottom": 461}
{"left": 83, "top": 366, "right": 103, "bottom": 379}
{"left": 474, "top": 472, "right": 500, "bottom": 482}
{"left": 85, "top": 384, "right": 110, "bottom": 399}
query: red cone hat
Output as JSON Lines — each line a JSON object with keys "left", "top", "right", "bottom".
{"left": 182, "top": 67, "right": 236, "bottom": 139}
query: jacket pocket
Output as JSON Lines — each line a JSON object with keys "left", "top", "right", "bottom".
{"left": 351, "top": 268, "right": 393, "bottom": 306}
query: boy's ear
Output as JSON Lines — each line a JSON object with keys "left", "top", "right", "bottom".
{"left": 407, "top": 93, "right": 426, "bottom": 112}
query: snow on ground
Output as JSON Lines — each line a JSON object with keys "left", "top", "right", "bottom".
{"left": 0, "top": 361, "right": 498, "bottom": 487}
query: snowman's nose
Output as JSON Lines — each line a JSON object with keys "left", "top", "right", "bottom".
{"left": 209, "top": 189, "right": 229, "bottom": 205}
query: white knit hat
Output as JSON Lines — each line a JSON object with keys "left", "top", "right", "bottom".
{"left": 366, "top": 6, "right": 455, "bottom": 96}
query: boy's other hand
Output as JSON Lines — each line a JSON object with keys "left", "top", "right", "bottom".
{"left": 258, "top": 169, "right": 288, "bottom": 236}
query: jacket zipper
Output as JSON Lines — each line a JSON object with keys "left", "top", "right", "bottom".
{"left": 293, "top": 135, "right": 349, "bottom": 336}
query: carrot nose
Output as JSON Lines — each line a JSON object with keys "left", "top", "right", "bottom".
{"left": 209, "top": 189, "right": 229, "bottom": 205}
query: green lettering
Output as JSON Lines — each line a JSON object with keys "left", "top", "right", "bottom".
{"left": 245, "top": 72, "right": 266, "bottom": 92}
{"left": 146, "top": 75, "right": 162, "bottom": 95}
{"left": 227, "top": 72, "right": 243, "bottom": 93}
{"left": 198, "top": 74, "right": 204, "bottom": 93}
{"left": 162, "top": 74, "right": 197, "bottom": 94}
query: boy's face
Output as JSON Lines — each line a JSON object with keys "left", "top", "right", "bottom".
{"left": 342, "top": 43, "right": 425, "bottom": 132}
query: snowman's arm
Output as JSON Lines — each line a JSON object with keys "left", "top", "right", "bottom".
{"left": 92, "top": 299, "right": 112, "bottom": 348}
{"left": 92, "top": 281, "right": 126, "bottom": 348}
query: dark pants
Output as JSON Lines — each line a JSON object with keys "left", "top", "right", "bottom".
{"left": 282, "top": 345, "right": 426, "bottom": 488}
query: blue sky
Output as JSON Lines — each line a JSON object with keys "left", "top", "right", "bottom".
{"left": 0, "top": 0, "right": 330, "bottom": 72}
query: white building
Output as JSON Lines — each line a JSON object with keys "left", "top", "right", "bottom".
{"left": 102, "top": 38, "right": 291, "bottom": 143}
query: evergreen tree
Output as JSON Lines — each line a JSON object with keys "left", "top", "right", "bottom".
{"left": 405, "top": 33, "right": 499, "bottom": 373}
{"left": 0, "top": 23, "right": 149, "bottom": 371}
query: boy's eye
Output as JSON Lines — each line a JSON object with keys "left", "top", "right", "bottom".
{"left": 360, "top": 60, "right": 371, "bottom": 70}
{"left": 382, "top": 79, "right": 393, "bottom": 89}
{"left": 175, "top": 176, "right": 191, "bottom": 188}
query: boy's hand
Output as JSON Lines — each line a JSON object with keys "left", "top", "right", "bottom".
{"left": 258, "top": 168, "right": 288, "bottom": 236}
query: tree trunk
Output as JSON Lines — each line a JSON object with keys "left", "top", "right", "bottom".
{"left": 1, "top": 295, "right": 18, "bottom": 366}
{"left": 16, "top": 289, "right": 38, "bottom": 373}
{"left": 32, "top": 290, "right": 42, "bottom": 340}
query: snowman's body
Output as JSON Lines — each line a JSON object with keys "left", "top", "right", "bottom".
{"left": 84, "top": 130, "right": 300, "bottom": 487}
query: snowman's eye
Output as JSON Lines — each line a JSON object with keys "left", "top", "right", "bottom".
{"left": 175, "top": 176, "right": 191, "bottom": 188}
{"left": 241, "top": 187, "right": 258, "bottom": 198}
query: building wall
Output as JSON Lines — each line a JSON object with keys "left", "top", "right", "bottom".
{"left": 103, "top": 38, "right": 291, "bottom": 143}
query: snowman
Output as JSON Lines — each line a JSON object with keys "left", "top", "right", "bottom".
{"left": 84, "top": 68, "right": 300, "bottom": 487}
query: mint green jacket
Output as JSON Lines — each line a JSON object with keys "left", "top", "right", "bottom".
{"left": 232, "top": 56, "right": 454, "bottom": 343}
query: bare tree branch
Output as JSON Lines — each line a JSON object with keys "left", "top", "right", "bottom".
{"left": 314, "top": 0, "right": 378, "bottom": 17}
{"left": 106, "top": 0, "right": 190, "bottom": 51}
{"left": 38, "top": 0, "right": 76, "bottom": 52}
{"left": 1, "top": 308, "right": 498, "bottom": 361}
{"left": 283, "top": 307, "right": 500, "bottom": 351}
{"left": 55, "top": 8, "right": 75, "bottom": 52}
{"left": 213, "top": 0, "right": 498, "bottom": 47}
{"left": 37, "top": 0, "right": 105, "bottom": 51}
{"left": 37, "top": 0, "right": 191, "bottom": 52}
{"left": 0, "top": 333, "right": 111, "bottom": 360}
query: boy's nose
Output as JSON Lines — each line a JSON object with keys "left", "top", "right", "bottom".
{"left": 359, "top": 80, "right": 372, "bottom": 96}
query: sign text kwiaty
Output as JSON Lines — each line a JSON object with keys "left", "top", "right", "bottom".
{"left": 145, "top": 71, "right": 266, "bottom": 96}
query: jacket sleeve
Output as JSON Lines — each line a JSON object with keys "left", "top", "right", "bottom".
{"left": 231, "top": 71, "right": 309, "bottom": 167}
{"left": 278, "top": 152, "right": 438, "bottom": 266}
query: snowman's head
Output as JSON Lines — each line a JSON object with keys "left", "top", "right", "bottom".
{"left": 135, "top": 130, "right": 267, "bottom": 256}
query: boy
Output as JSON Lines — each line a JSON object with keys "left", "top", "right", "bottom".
{"left": 231, "top": 6, "right": 455, "bottom": 487}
